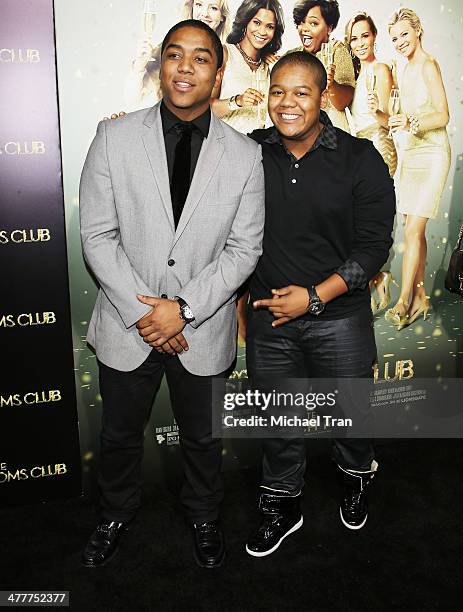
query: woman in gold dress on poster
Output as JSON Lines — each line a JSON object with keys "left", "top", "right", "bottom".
{"left": 386, "top": 8, "right": 451, "bottom": 330}
{"left": 345, "top": 11, "right": 398, "bottom": 314}
{"left": 124, "top": 0, "right": 232, "bottom": 107}
{"left": 210, "top": 0, "right": 285, "bottom": 346}
{"left": 288, "top": 0, "right": 355, "bottom": 133}
{"left": 210, "top": 0, "right": 285, "bottom": 134}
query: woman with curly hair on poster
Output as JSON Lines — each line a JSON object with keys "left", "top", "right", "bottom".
{"left": 287, "top": 0, "right": 355, "bottom": 133}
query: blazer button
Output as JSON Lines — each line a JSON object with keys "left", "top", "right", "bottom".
{"left": 161, "top": 294, "right": 167, "bottom": 299}
{"left": 168, "top": 259, "right": 175, "bottom": 267}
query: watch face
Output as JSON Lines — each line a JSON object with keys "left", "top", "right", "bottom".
{"left": 181, "top": 304, "right": 194, "bottom": 322}
{"left": 309, "top": 301, "right": 324, "bottom": 316}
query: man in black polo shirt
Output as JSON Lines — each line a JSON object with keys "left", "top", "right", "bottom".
{"left": 245, "top": 52, "right": 395, "bottom": 557}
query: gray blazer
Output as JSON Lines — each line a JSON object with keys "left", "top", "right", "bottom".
{"left": 79, "top": 102, "right": 265, "bottom": 375}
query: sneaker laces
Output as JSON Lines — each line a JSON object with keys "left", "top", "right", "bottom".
{"left": 343, "top": 483, "right": 367, "bottom": 514}
{"left": 97, "top": 521, "right": 122, "bottom": 534}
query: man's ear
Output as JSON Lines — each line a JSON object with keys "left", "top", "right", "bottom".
{"left": 214, "top": 65, "right": 224, "bottom": 89}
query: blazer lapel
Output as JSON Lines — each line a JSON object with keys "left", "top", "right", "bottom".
{"left": 141, "top": 103, "right": 175, "bottom": 231}
{"left": 173, "top": 113, "right": 225, "bottom": 244}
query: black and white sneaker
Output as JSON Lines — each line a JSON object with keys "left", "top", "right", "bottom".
{"left": 246, "top": 492, "right": 303, "bottom": 557}
{"left": 338, "top": 460, "right": 378, "bottom": 530}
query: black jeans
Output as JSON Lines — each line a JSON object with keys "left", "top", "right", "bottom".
{"left": 97, "top": 350, "right": 226, "bottom": 524}
{"left": 246, "top": 307, "right": 377, "bottom": 493}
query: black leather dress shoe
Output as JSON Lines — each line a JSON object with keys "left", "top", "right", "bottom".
{"left": 82, "top": 520, "right": 128, "bottom": 567}
{"left": 192, "top": 521, "right": 225, "bottom": 569}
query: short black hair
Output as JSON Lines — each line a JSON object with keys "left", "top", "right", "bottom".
{"left": 271, "top": 51, "right": 327, "bottom": 92}
{"left": 227, "top": 0, "right": 285, "bottom": 56}
{"left": 161, "top": 19, "right": 224, "bottom": 69}
{"left": 293, "top": 0, "right": 340, "bottom": 30}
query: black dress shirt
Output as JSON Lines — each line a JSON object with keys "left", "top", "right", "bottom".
{"left": 160, "top": 101, "right": 211, "bottom": 184}
{"left": 248, "top": 110, "right": 396, "bottom": 320}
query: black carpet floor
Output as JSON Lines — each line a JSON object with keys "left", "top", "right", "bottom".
{"left": 1, "top": 439, "right": 462, "bottom": 612}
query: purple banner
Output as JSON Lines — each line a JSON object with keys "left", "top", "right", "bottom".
{"left": 0, "top": 0, "right": 81, "bottom": 505}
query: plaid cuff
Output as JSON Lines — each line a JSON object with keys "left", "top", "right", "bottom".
{"left": 336, "top": 259, "right": 368, "bottom": 292}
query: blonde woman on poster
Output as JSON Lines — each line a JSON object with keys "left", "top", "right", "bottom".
{"left": 287, "top": 0, "right": 355, "bottom": 133}
{"left": 345, "top": 11, "right": 397, "bottom": 314}
{"left": 385, "top": 7, "right": 450, "bottom": 330}
{"left": 211, "top": 0, "right": 285, "bottom": 134}
{"left": 125, "top": 0, "right": 232, "bottom": 107}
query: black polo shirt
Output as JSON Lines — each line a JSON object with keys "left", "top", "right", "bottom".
{"left": 248, "top": 110, "right": 396, "bottom": 320}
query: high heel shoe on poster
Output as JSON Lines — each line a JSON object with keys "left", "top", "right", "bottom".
{"left": 375, "top": 271, "right": 398, "bottom": 312}
{"left": 385, "top": 299, "right": 409, "bottom": 329}
{"left": 370, "top": 292, "right": 378, "bottom": 315}
{"left": 402, "top": 297, "right": 431, "bottom": 329}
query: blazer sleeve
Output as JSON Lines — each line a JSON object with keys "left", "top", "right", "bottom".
{"left": 79, "top": 120, "right": 153, "bottom": 329}
{"left": 178, "top": 144, "right": 265, "bottom": 328}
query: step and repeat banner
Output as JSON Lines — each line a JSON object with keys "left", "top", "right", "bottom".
{"left": 0, "top": 0, "right": 81, "bottom": 506}
{"left": 1, "top": 0, "right": 462, "bottom": 504}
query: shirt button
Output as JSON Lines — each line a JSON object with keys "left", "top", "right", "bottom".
{"left": 168, "top": 259, "right": 175, "bottom": 266}
{"left": 161, "top": 294, "right": 167, "bottom": 299}
{"left": 291, "top": 179, "right": 297, "bottom": 184}
{"left": 295, "top": 163, "right": 299, "bottom": 169}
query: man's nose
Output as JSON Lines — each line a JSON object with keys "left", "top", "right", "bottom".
{"left": 280, "top": 94, "right": 296, "bottom": 107}
{"left": 178, "top": 56, "right": 194, "bottom": 72}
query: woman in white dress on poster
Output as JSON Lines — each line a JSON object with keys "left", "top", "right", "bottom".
{"left": 345, "top": 11, "right": 398, "bottom": 314}
{"left": 386, "top": 8, "right": 451, "bottom": 330}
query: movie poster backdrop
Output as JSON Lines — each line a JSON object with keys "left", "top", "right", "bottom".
{"left": 52, "top": 0, "right": 463, "bottom": 489}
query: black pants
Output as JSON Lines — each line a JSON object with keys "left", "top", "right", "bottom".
{"left": 97, "top": 350, "right": 226, "bottom": 524}
{"left": 246, "top": 307, "right": 377, "bottom": 494}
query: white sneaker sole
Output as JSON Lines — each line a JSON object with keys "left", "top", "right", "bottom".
{"left": 245, "top": 516, "right": 304, "bottom": 557}
{"left": 339, "top": 507, "right": 368, "bottom": 530}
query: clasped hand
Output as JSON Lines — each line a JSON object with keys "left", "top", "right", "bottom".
{"left": 136, "top": 295, "right": 188, "bottom": 355}
{"left": 237, "top": 88, "right": 265, "bottom": 108}
{"left": 367, "top": 92, "right": 379, "bottom": 115}
{"left": 388, "top": 113, "right": 408, "bottom": 132}
{"left": 253, "top": 285, "right": 309, "bottom": 328}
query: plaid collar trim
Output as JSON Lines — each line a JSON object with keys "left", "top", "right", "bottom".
{"left": 263, "top": 109, "right": 337, "bottom": 152}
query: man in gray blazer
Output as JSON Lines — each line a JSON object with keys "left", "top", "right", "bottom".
{"left": 79, "top": 20, "right": 265, "bottom": 569}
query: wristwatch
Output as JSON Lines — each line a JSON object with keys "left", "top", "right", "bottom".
{"left": 176, "top": 297, "right": 195, "bottom": 323}
{"left": 307, "top": 285, "right": 325, "bottom": 316}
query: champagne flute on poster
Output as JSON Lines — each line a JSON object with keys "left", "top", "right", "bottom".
{"left": 365, "top": 63, "right": 376, "bottom": 95}
{"left": 255, "top": 70, "right": 267, "bottom": 129}
{"left": 320, "top": 40, "right": 335, "bottom": 108}
{"left": 144, "top": 0, "right": 156, "bottom": 38}
{"left": 388, "top": 88, "right": 400, "bottom": 139}
{"left": 320, "top": 42, "right": 328, "bottom": 67}
{"left": 143, "top": 0, "right": 156, "bottom": 63}
{"left": 327, "top": 38, "right": 335, "bottom": 66}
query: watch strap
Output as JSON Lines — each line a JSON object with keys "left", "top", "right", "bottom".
{"left": 307, "top": 285, "right": 325, "bottom": 315}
